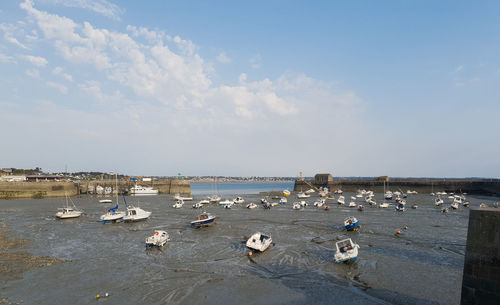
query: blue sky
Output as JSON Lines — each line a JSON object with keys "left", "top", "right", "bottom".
{"left": 0, "top": 0, "right": 499, "bottom": 177}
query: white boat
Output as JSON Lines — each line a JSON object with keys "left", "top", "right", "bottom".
{"left": 190, "top": 212, "right": 216, "bottom": 228}
{"left": 337, "top": 196, "right": 345, "bottom": 205}
{"left": 246, "top": 232, "right": 272, "bottom": 252}
{"left": 394, "top": 191, "right": 401, "bottom": 196}
{"left": 292, "top": 202, "right": 302, "bottom": 210}
{"left": 208, "top": 195, "right": 221, "bottom": 204}
{"left": 348, "top": 201, "right": 356, "bottom": 207}
{"left": 297, "top": 192, "right": 310, "bottom": 199}
{"left": 279, "top": 197, "right": 287, "bottom": 205}
{"left": 451, "top": 199, "right": 459, "bottom": 210}
{"left": 174, "top": 193, "right": 193, "bottom": 201}
{"left": 313, "top": 199, "right": 325, "bottom": 207}
{"left": 379, "top": 202, "right": 389, "bottom": 208}
{"left": 305, "top": 188, "right": 315, "bottom": 194}
{"left": 219, "top": 199, "right": 233, "bottom": 206}
{"left": 270, "top": 202, "right": 279, "bottom": 207}
{"left": 100, "top": 174, "right": 126, "bottom": 223}
{"left": 233, "top": 197, "right": 245, "bottom": 204}
{"left": 123, "top": 206, "right": 151, "bottom": 222}
{"left": 299, "top": 200, "right": 308, "bottom": 207}
{"left": 172, "top": 200, "right": 184, "bottom": 209}
{"left": 395, "top": 203, "right": 405, "bottom": 211}
{"left": 355, "top": 194, "right": 363, "bottom": 198}
{"left": 334, "top": 238, "right": 360, "bottom": 263}
{"left": 99, "top": 199, "right": 113, "bottom": 203}
{"left": 283, "top": 189, "right": 291, "bottom": 197}
{"left": 246, "top": 203, "right": 258, "bottom": 209}
{"left": 130, "top": 185, "right": 158, "bottom": 195}
{"left": 55, "top": 194, "right": 83, "bottom": 219}
{"left": 435, "top": 196, "right": 444, "bottom": 206}
{"left": 224, "top": 202, "right": 234, "bottom": 209}
{"left": 344, "top": 216, "right": 359, "bottom": 231}
{"left": 335, "top": 189, "right": 343, "bottom": 194}
{"left": 350, "top": 196, "right": 357, "bottom": 200}
{"left": 192, "top": 202, "right": 204, "bottom": 209}
{"left": 145, "top": 230, "right": 170, "bottom": 247}
{"left": 384, "top": 191, "right": 393, "bottom": 200}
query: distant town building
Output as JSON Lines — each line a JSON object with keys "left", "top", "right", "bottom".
{"left": 314, "top": 173, "right": 333, "bottom": 184}
{"left": 0, "top": 175, "right": 27, "bottom": 182}
{"left": 26, "top": 175, "right": 61, "bottom": 182}
{"left": 374, "top": 176, "right": 390, "bottom": 182}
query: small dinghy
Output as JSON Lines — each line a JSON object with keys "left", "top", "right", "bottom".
{"left": 233, "top": 197, "right": 245, "bottom": 204}
{"left": 219, "top": 199, "right": 233, "bottom": 206}
{"left": 246, "top": 203, "right": 258, "bottom": 209}
{"left": 395, "top": 203, "right": 405, "bottom": 211}
{"left": 334, "top": 238, "right": 360, "bottom": 263}
{"left": 283, "top": 189, "right": 291, "bottom": 197}
{"left": 313, "top": 199, "right": 325, "bottom": 207}
{"left": 145, "top": 230, "right": 170, "bottom": 247}
{"left": 344, "top": 216, "right": 359, "bottom": 231}
{"left": 435, "top": 196, "right": 444, "bottom": 206}
{"left": 297, "top": 192, "right": 310, "bottom": 199}
{"left": 246, "top": 232, "right": 272, "bottom": 252}
{"left": 299, "top": 200, "right": 308, "bottom": 207}
{"left": 357, "top": 205, "right": 364, "bottom": 211}
{"left": 224, "top": 202, "right": 234, "bottom": 209}
{"left": 348, "top": 201, "right": 356, "bottom": 207}
{"left": 292, "top": 202, "right": 302, "bottom": 210}
{"left": 411, "top": 204, "right": 418, "bottom": 209}
{"left": 279, "top": 197, "right": 287, "bottom": 205}
{"left": 379, "top": 202, "right": 389, "bottom": 208}
{"left": 99, "top": 199, "right": 113, "bottom": 203}
{"left": 192, "top": 202, "right": 204, "bottom": 209}
{"left": 191, "top": 212, "right": 216, "bottom": 228}
{"left": 337, "top": 196, "right": 345, "bottom": 205}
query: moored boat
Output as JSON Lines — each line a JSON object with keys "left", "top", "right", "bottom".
{"left": 145, "top": 230, "right": 170, "bottom": 247}
{"left": 246, "top": 203, "right": 258, "bottom": 209}
{"left": 130, "top": 185, "right": 158, "bottom": 195}
{"left": 334, "top": 238, "right": 360, "bottom": 263}
{"left": 123, "top": 206, "right": 151, "bottom": 222}
{"left": 344, "top": 216, "right": 359, "bottom": 231}
{"left": 190, "top": 212, "right": 216, "bottom": 228}
{"left": 246, "top": 232, "right": 272, "bottom": 252}
{"left": 56, "top": 195, "right": 83, "bottom": 219}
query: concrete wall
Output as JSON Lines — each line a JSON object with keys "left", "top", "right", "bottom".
{"left": 461, "top": 207, "right": 500, "bottom": 305}
{"left": 0, "top": 182, "right": 78, "bottom": 199}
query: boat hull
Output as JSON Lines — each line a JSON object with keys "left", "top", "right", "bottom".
{"left": 345, "top": 221, "right": 359, "bottom": 231}
{"left": 191, "top": 217, "right": 216, "bottom": 228}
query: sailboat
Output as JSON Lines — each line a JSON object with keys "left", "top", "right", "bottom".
{"left": 208, "top": 176, "right": 221, "bottom": 203}
{"left": 55, "top": 193, "right": 83, "bottom": 219}
{"left": 100, "top": 173, "right": 126, "bottom": 223}
{"left": 379, "top": 180, "right": 390, "bottom": 208}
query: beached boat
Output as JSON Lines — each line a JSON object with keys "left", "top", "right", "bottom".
{"left": 299, "top": 200, "right": 308, "bottom": 207}
{"left": 246, "top": 203, "right": 258, "bottom": 209}
{"left": 358, "top": 205, "right": 364, "bottom": 211}
{"left": 279, "top": 197, "right": 287, "bottom": 205}
{"left": 379, "top": 202, "right": 389, "bottom": 208}
{"left": 344, "top": 216, "right": 359, "bottom": 231}
{"left": 435, "top": 196, "right": 444, "bottom": 206}
{"left": 192, "top": 202, "right": 204, "bottom": 209}
{"left": 335, "top": 189, "right": 343, "bottom": 194}
{"left": 292, "top": 202, "right": 302, "bottom": 210}
{"left": 384, "top": 191, "right": 393, "bottom": 200}
{"left": 130, "top": 185, "right": 158, "bottom": 195}
{"left": 123, "top": 206, "right": 151, "bottom": 222}
{"left": 145, "top": 230, "right": 170, "bottom": 247}
{"left": 208, "top": 195, "right": 221, "bottom": 204}
{"left": 100, "top": 204, "right": 125, "bottom": 223}
{"left": 55, "top": 194, "right": 83, "bottom": 219}
{"left": 348, "top": 201, "right": 356, "bottom": 207}
{"left": 190, "top": 212, "right": 216, "bottom": 228}
{"left": 334, "top": 238, "right": 360, "bottom": 263}
{"left": 351, "top": 196, "right": 357, "bottom": 200}
{"left": 246, "top": 232, "right": 272, "bottom": 252}
{"left": 297, "top": 192, "right": 310, "bottom": 199}
{"left": 283, "top": 189, "right": 291, "bottom": 197}
{"left": 224, "top": 202, "right": 234, "bottom": 209}
{"left": 337, "top": 196, "right": 345, "bottom": 205}
{"left": 219, "top": 199, "right": 233, "bottom": 206}
{"left": 99, "top": 199, "right": 113, "bottom": 203}
{"left": 451, "top": 200, "right": 459, "bottom": 210}
{"left": 172, "top": 200, "right": 184, "bottom": 209}
{"left": 174, "top": 194, "right": 193, "bottom": 201}
{"left": 233, "top": 197, "right": 245, "bottom": 204}
{"left": 395, "top": 203, "right": 405, "bottom": 211}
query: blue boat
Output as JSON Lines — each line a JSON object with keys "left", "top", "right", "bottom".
{"left": 344, "top": 216, "right": 359, "bottom": 231}
{"left": 191, "top": 212, "right": 216, "bottom": 228}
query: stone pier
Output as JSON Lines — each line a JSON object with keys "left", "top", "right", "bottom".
{"left": 461, "top": 207, "right": 500, "bottom": 305}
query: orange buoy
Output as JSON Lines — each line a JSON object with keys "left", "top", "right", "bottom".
{"left": 396, "top": 230, "right": 401, "bottom": 234}
{"left": 214, "top": 221, "right": 218, "bottom": 224}
{"left": 248, "top": 251, "right": 253, "bottom": 256}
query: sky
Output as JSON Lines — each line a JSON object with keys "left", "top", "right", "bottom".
{"left": 0, "top": 0, "right": 499, "bottom": 177}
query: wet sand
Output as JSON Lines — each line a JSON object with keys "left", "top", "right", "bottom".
{"left": 0, "top": 193, "right": 494, "bottom": 304}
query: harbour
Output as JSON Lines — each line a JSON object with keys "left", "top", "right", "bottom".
{"left": 1, "top": 186, "right": 498, "bottom": 304}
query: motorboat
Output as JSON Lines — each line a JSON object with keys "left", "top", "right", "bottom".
{"left": 174, "top": 193, "right": 193, "bottom": 201}
{"left": 350, "top": 196, "right": 357, "bottom": 200}
{"left": 344, "top": 216, "right": 359, "bottom": 231}
{"left": 100, "top": 204, "right": 126, "bottom": 223}
{"left": 191, "top": 212, "right": 216, "bottom": 228}
{"left": 145, "top": 230, "right": 170, "bottom": 247}
{"left": 283, "top": 189, "right": 291, "bottom": 197}
{"left": 292, "top": 202, "right": 302, "bottom": 210}
{"left": 435, "top": 196, "right": 444, "bottom": 206}
{"left": 379, "top": 201, "right": 389, "bottom": 208}
{"left": 55, "top": 195, "right": 83, "bottom": 219}
{"left": 99, "top": 199, "right": 113, "bottom": 203}
{"left": 270, "top": 202, "right": 279, "bottom": 207}
{"left": 192, "top": 201, "right": 204, "bottom": 209}
{"left": 335, "top": 189, "right": 343, "bottom": 194}
{"left": 123, "top": 206, "right": 151, "bottom": 222}
{"left": 219, "top": 199, "right": 233, "bottom": 206}
{"left": 297, "top": 192, "right": 310, "bottom": 199}
{"left": 367, "top": 198, "right": 377, "bottom": 206}
{"left": 279, "top": 197, "right": 287, "bottom": 205}
{"left": 246, "top": 203, "right": 258, "bottom": 209}
{"left": 394, "top": 191, "right": 401, "bottom": 196}
{"left": 305, "top": 188, "right": 315, "bottom": 194}
{"left": 299, "top": 200, "right": 308, "bottom": 207}
{"left": 337, "top": 196, "right": 345, "bottom": 205}
{"left": 172, "top": 200, "right": 184, "bottom": 209}
{"left": 224, "top": 202, "right": 234, "bottom": 209}
{"left": 411, "top": 204, "right": 418, "bottom": 209}
{"left": 130, "top": 185, "right": 158, "bottom": 195}
{"left": 334, "top": 238, "right": 360, "bottom": 263}
{"left": 355, "top": 194, "right": 363, "bottom": 198}
{"left": 348, "top": 201, "right": 356, "bottom": 208}
{"left": 451, "top": 200, "right": 459, "bottom": 210}
{"left": 260, "top": 198, "right": 269, "bottom": 204}
{"left": 395, "top": 203, "right": 405, "bottom": 211}
{"left": 233, "top": 197, "right": 245, "bottom": 204}
{"left": 313, "top": 199, "right": 325, "bottom": 207}
{"left": 358, "top": 205, "right": 364, "bottom": 211}
{"left": 208, "top": 195, "right": 222, "bottom": 204}
{"left": 246, "top": 232, "right": 272, "bottom": 252}
{"left": 384, "top": 191, "right": 393, "bottom": 200}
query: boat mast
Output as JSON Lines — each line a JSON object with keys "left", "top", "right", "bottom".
{"left": 115, "top": 172, "right": 118, "bottom": 206}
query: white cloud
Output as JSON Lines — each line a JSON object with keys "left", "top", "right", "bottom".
{"left": 25, "top": 68, "right": 40, "bottom": 78}
{"left": 216, "top": 52, "right": 231, "bottom": 64}
{"left": 0, "top": 52, "right": 14, "bottom": 63}
{"left": 23, "top": 54, "right": 47, "bottom": 67}
{"left": 455, "top": 65, "right": 463, "bottom": 72}
{"left": 46, "top": 0, "right": 124, "bottom": 20}
{"left": 0, "top": 22, "right": 28, "bottom": 49}
{"left": 46, "top": 81, "right": 68, "bottom": 94}
{"left": 52, "top": 66, "right": 73, "bottom": 81}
